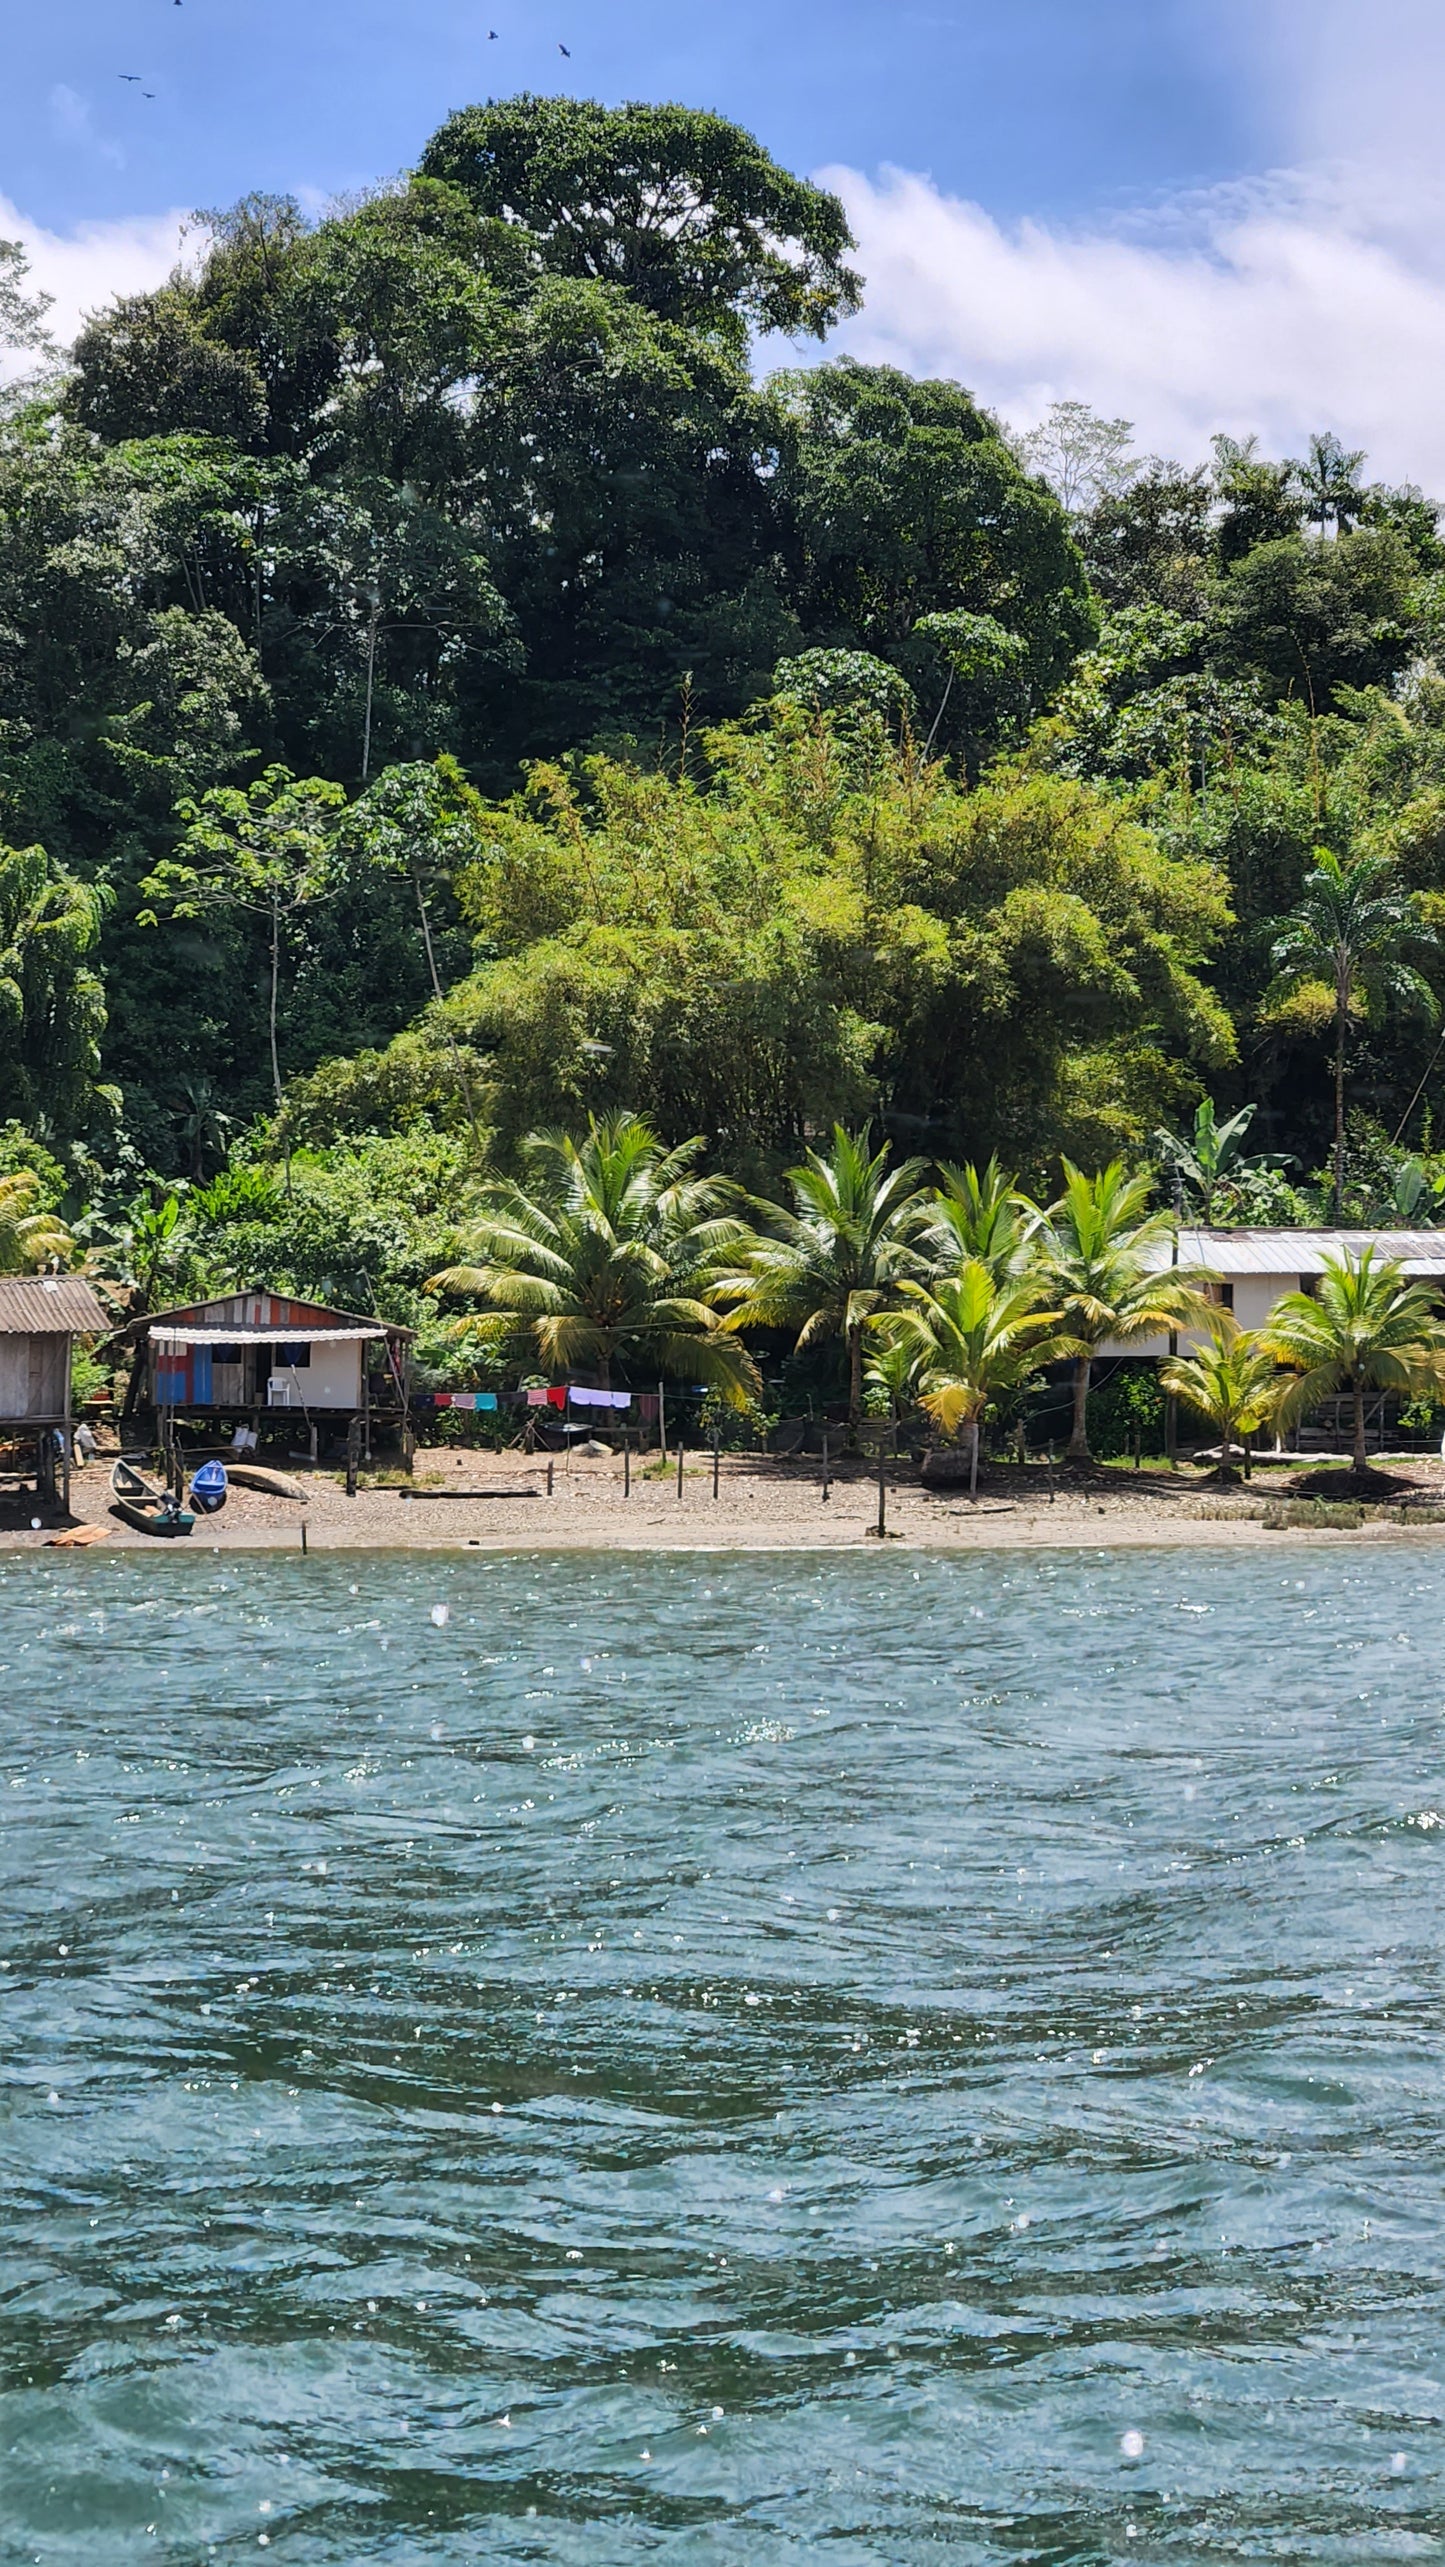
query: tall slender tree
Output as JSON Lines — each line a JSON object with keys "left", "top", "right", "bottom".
{"left": 1268, "top": 849, "right": 1437, "bottom": 1222}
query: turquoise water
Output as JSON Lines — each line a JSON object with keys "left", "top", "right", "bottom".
{"left": 2, "top": 1543, "right": 1442, "bottom": 2563}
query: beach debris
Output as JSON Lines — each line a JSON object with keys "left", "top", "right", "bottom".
{"left": 45, "top": 1523, "right": 109, "bottom": 1546}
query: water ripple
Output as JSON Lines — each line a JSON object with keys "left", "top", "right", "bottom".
{"left": 1, "top": 1544, "right": 1442, "bottom": 2560}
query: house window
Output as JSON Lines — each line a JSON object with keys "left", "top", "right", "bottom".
{"left": 210, "top": 1342, "right": 242, "bottom": 1365}
{"left": 273, "top": 1342, "right": 311, "bottom": 1368}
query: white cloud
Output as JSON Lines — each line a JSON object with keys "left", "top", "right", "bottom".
{"left": 827, "top": 157, "right": 1445, "bottom": 488}
{"left": 0, "top": 195, "right": 188, "bottom": 366}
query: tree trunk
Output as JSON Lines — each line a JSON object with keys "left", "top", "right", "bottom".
{"left": 268, "top": 888, "right": 283, "bottom": 1113}
{"left": 270, "top": 887, "right": 292, "bottom": 1199}
{"left": 969, "top": 1417, "right": 980, "bottom": 1497}
{"left": 1066, "top": 1353, "right": 1092, "bottom": 1461}
{"left": 1333, "top": 981, "right": 1347, "bottom": 1223}
{"left": 848, "top": 1324, "right": 862, "bottom": 1435}
{"left": 362, "top": 605, "right": 379, "bottom": 781}
{"left": 413, "top": 858, "right": 484, "bottom": 1150}
{"left": 1352, "top": 1376, "right": 1367, "bottom": 1472}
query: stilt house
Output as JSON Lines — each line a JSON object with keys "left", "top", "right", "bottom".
{"left": 0, "top": 1275, "right": 109, "bottom": 1502}
{"left": 121, "top": 1291, "right": 412, "bottom": 1446}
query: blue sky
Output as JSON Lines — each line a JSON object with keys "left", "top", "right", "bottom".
{"left": 7, "top": 0, "right": 1261, "bottom": 233}
{"left": 8, "top": 0, "right": 1445, "bottom": 483}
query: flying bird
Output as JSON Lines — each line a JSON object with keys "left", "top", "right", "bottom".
{"left": 119, "top": 72, "right": 141, "bottom": 81}
{"left": 143, "top": 90, "right": 156, "bottom": 98}
{"left": 559, "top": 41, "right": 571, "bottom": 55}
{"left": 488, "top": 26, "right": 498, "bottom": 35}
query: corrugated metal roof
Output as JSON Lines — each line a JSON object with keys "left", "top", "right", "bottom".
{"left": 1140, "top": 1228, "right": 1445, "bottom": 1276}
{"left": 0, "top": 1276, "right": 109, "bottom": 1334}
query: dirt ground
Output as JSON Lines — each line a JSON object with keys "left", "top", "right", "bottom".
{"left": 5, "top": 1440, "right": 1445, "bottom": 1554}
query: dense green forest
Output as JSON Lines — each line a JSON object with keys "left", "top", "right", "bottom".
{"left": 7, "top": 94, "right": 1445, "bottom": 1386}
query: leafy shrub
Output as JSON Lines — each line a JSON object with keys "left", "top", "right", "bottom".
{"left": 1083, "top": 1364, "right": 1166, "bottom": 1459}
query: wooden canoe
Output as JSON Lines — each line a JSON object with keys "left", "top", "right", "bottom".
{"left": 223, "top": 1463, "right": 306, "bottom": 1501}
{"left": 110, "top": 1458, "right": 196, "bottom": 1538}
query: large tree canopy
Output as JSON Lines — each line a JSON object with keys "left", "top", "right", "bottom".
{"left": 419, "top": 94, "right": 861, "bottom": 345}
{"left": 13, "top": 131, "right": 1445, "bottom": 1242}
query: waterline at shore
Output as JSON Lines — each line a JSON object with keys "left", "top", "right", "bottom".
{"left": 5, "top": 1446, "right": 1445, "bottom": 1552}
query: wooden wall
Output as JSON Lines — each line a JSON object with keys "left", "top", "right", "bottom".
{"left": 0, "top": 1334, "right": 68, "bottom": 1422}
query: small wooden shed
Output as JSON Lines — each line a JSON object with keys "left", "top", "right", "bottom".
{"left": 122, "top": 1291, "right": 412, "bottom": 1449}
{"left": 0, "top": 1275, "right": 109, "bottom": 1505}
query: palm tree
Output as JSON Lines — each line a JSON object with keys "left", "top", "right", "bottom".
{"left": 1159, "top": 1310, "right": 1286, "bottom": 1479}
{"left": 1294, "top": 430, "right": 1366, "bottom": 537}
{"left": 1269, "top": 849, "right": 1437, "bottom": 1222}
{"left": 918, "top": 1156, "right": 1038, "bottom": 1280}
{"left": 0, "top": 1169, "right": 71, "bottom": 1274}
{"left": 1031, "top": 1160, "right": 1211, "bottom": 1463}
{"left": 426, "top": 1111, "right": 757, "bottom": 1401}
{"left": 863, "top": 1329, "right": 922, "bottom": 1426}
{"left": 880, "top": 1260, "right": 1066, "bottom": 1494}
{"left": 1263, "top": 1248, "right": 1445, "bottom": 1475}
{"left": 715, "top": 1126, "right": 930, "bottom": 1431}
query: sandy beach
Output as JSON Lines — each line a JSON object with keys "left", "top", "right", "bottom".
{"left": 6, "top": 1441, "right": 1445, "bottom": 1552}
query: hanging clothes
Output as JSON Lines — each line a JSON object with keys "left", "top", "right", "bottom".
{"left": 526, "top": 1388, "right": 549, "bottom": 1408}
{"left": 546, "top": 1386, "right": 567, "bottom": 1409}
{"left": 476, "top": 1391, "right": 498, "bottom": 1412}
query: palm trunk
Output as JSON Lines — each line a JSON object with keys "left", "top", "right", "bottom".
{"left": 1333, "top": 982, "right": 1347, "bottom": 1223}
{"left": 1066, "top": 1353, "right": 1092, "bottom": 1462}
{"left": 969, "top": 1417, "right": 980, "bottom": 1497}
{"left": 1352, "top": 1376, "right": 1367, "bottom": 1472}
{"left": 268, "top": 887, "right": 282, "bottom": 1114}
{"left": 270, "top": 888, "right": 292, "bottom": 1200}
{"left": 362, "top": 604, "right": 379, "bottom": 781}
{"left": 848, "top": 1324, "right": 862, "bottom": 1435}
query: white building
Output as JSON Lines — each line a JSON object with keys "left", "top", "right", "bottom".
{"left": 1104, "top": 1229, "right": 1445, "bottom": 1357}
